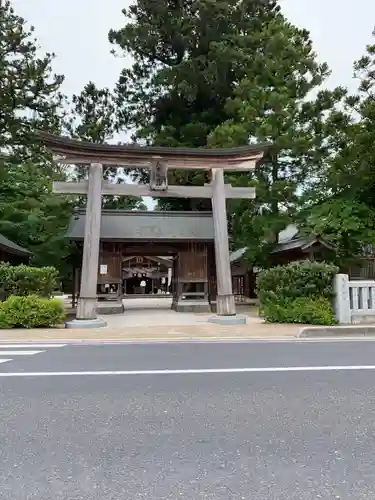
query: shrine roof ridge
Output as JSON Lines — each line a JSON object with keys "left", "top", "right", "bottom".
{"left": 39, "top": 132, "right": 268, "bottom": 161}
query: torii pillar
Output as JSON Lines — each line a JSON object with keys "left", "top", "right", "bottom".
{"left": 211, "top": 168, "right": 236, "bottom": 317}
{"left": 74, "top": 163, "right": 107, "bottom": 328}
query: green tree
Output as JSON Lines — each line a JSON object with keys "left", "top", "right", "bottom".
{"left": 209, "top": 15, "right": 347, "bottom": 265}
{"left": 0, "top": 1, "right": 64, "bottom": 160}
{"left": 109, "top": 0, "right": 280, "bottom": 210}
{"left": 0, "top": 162, "right": 73, "bottom": 268}
{"left": 67, "top": 81, "right": 147, "bottom": 210}
{"left": 0, "top": 1, "right": 72, "bottom": 276}
{"left": 109, "top": 1, "right": 346, "bottom": 265}
{"left": 297, "top": 29, "right": 375, "bottom": 264}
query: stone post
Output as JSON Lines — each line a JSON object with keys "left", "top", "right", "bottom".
{"left": 334, "top": 273, "right": 351, "bottom": 324}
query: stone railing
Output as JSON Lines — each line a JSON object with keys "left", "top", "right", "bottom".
{"left": 334, "top": 274, "right": 375, "bottom": 324}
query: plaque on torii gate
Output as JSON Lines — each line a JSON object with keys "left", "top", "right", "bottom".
{"left": 39, "top": 132, "right": 266, "bottom": 328}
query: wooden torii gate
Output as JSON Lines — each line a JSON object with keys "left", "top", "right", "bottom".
{"left": 40, "top": 133, "right": 266, "bottom": 327}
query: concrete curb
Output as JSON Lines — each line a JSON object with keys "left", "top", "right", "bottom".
{"left": 299, "top": 325, "right": 375, "bottom": 338}
{"left": 0, "top": 337, "right": 298, "bottom": 345}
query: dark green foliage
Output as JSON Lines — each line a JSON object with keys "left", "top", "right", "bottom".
{"left": 209, "top": 15, "right": 347, "bottom": 261}
{"left": 0, "top": 162, "right": 74, "bottom": 274}
{"left": 257, "top": 261, "right": 339, "bottom": 301}
{"left": 256, "top": 261, "right": 338, "bottom": 325}
{"left": 109, "top": 0, "right": 280, "bottom": 147}
{"left": 109, "top": 0, "right": 282, "bottom": 210}
{"left": 0, "top": 1, "right": 65, "bottom": 159}
{"left": 0, "top": 263, "right": 58, "bottom": 300}
{"left": 0, "top": 295, "right": 65, "bottom": 329}
{"left": 297, "top": 198, "right": 375, "bottom": 267}
{"left": 0, "top": 1, "right": 74, "bottom": 278}
{"left": 261, "top": 296, "right": 336, "bottom": 325}
{"left": 298, "top": 30, "right": 375, "bottom": 262}
{"left": 109, "top": 0, "right": 346, "bottom": 264}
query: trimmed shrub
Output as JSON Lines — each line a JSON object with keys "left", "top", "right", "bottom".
{"left": 0, "top": 263, "right": 58, "bottom": 300}
{"left": 0, "top": 295, "right": 66, "bottom": 329}
{"left": 261, "top": 297, "right": 337, "bottom": 325}
{"left": 256, "top": 261, "right": 339, "bottom": 325}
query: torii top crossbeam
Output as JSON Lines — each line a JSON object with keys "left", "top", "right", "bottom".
{"left": 39, "top": 132, "right": 267, "bottom": 170}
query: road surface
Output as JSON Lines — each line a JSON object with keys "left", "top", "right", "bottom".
{"left": 1, "top": 339, "right": 375, "bottom": 499}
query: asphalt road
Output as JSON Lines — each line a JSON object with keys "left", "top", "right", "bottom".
{"left": 1, "top": 340, "right": 375, "bottom": 499}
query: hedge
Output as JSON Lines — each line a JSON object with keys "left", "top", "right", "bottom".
{"left": 0, "top": 295, "right": 66, "bottom": 329}
{"left": 0, "top": 263, "right": 58, "bottom": 300}
{"left": 256, "top": 261, "right": 339, "bottom": 325}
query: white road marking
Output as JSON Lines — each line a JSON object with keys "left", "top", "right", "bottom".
{"left": 0, "top": 344, "right": 66, "bottom": 348}
{"left": 0, "top": 350, "right": 44, "bottom": 356}
{"left": 1, "top": 365, "right": 375, "bottom": 377}
{"left": 0, "top": 345, "right": 66, "bottom": 368}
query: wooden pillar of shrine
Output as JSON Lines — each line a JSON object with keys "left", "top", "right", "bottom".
{"left": 171, "top": 256, "right": 179, "bottom": 310}
{"left": 172, "top": 243, "right": 210, "bottom": 312}
{"left": 207, "top": 242, "right": 217, "bottom": 312}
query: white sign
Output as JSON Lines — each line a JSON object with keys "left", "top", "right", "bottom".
{"left": 100, "top": 265, "right": 108, "bottom": 275}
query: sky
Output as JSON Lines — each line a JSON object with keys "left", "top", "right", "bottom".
{"left": 12, "top": 0, "right": 375, "bottom": 98}
{"left": 11, "top": 0, "right": 375, "bottom": 208}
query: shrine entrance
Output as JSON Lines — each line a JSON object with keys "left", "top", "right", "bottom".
{"left": 68, "top": 210, "right": 216, "bottom": 313}
{"left": 122, "top": 255, "right": 172, "bottom": 296}
{"left": 40, "top": 132, "right": 266, "bottom": 328}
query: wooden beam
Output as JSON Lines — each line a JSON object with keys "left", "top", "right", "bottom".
{"left": 205, "top": 183, "right": 256, "bottom": 199}
{"left": 53, "top": 181, "right": 256, "bottom": 199}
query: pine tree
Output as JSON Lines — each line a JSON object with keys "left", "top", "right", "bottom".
{"left": 0, "top": 1, "right": 72, "bottom": 273}
{"left": 208, "top": 14, "right": 347, "bottom": 263}
{"left": 67, "top": 82, "right": 147, "bottom": 210}
{"left": 109, "top": 0, "right": 345, "bottom": 265}
{"left": 298, "top": 29, "right": 375, "bottom": 265}
{"left": 109, "top": 0, "right": 280, "bottom": 210}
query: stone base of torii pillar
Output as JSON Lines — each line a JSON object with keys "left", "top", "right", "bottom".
{"left": 65, "top": 318, "right": 107, "bottom": 329}
{"left": 208, "top": 314, "right": 247, "bottom": 325}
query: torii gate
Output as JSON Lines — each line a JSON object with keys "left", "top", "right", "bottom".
{"left": 40, "top": 133, "right": 266, "bottom": 327}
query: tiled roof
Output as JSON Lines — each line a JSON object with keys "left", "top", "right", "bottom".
{"left": 67, "top": 210, "right": 214, "bottom": 241}
{"left": 0, "top": 233, "right": 31, "bottom": 256}
{"left": 229, "top": 224, "right": 332, "bottom": 262}
{"left": 230, "top": 247, "right": 248, "bottom": 262}
{"left": 272, "top": 236, "right": 309, "bottom": 253}
{"left": 272, "top": 232, "right": 334, "bottom": 254}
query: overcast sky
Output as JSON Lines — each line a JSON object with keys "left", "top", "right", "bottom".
{"left": 12, "top": 0, "right": 375, "bottom": 99}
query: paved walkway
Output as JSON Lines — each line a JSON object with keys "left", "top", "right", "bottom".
{"left": 0, "top": 297, "right": 303, "bottom": 341}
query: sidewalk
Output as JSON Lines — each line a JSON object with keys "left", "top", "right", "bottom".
{"left": 0, "top": 322, "right": 302, "bottom": 342}
{"left": 0, "top": 298, "right": 304, "bottom": 342}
